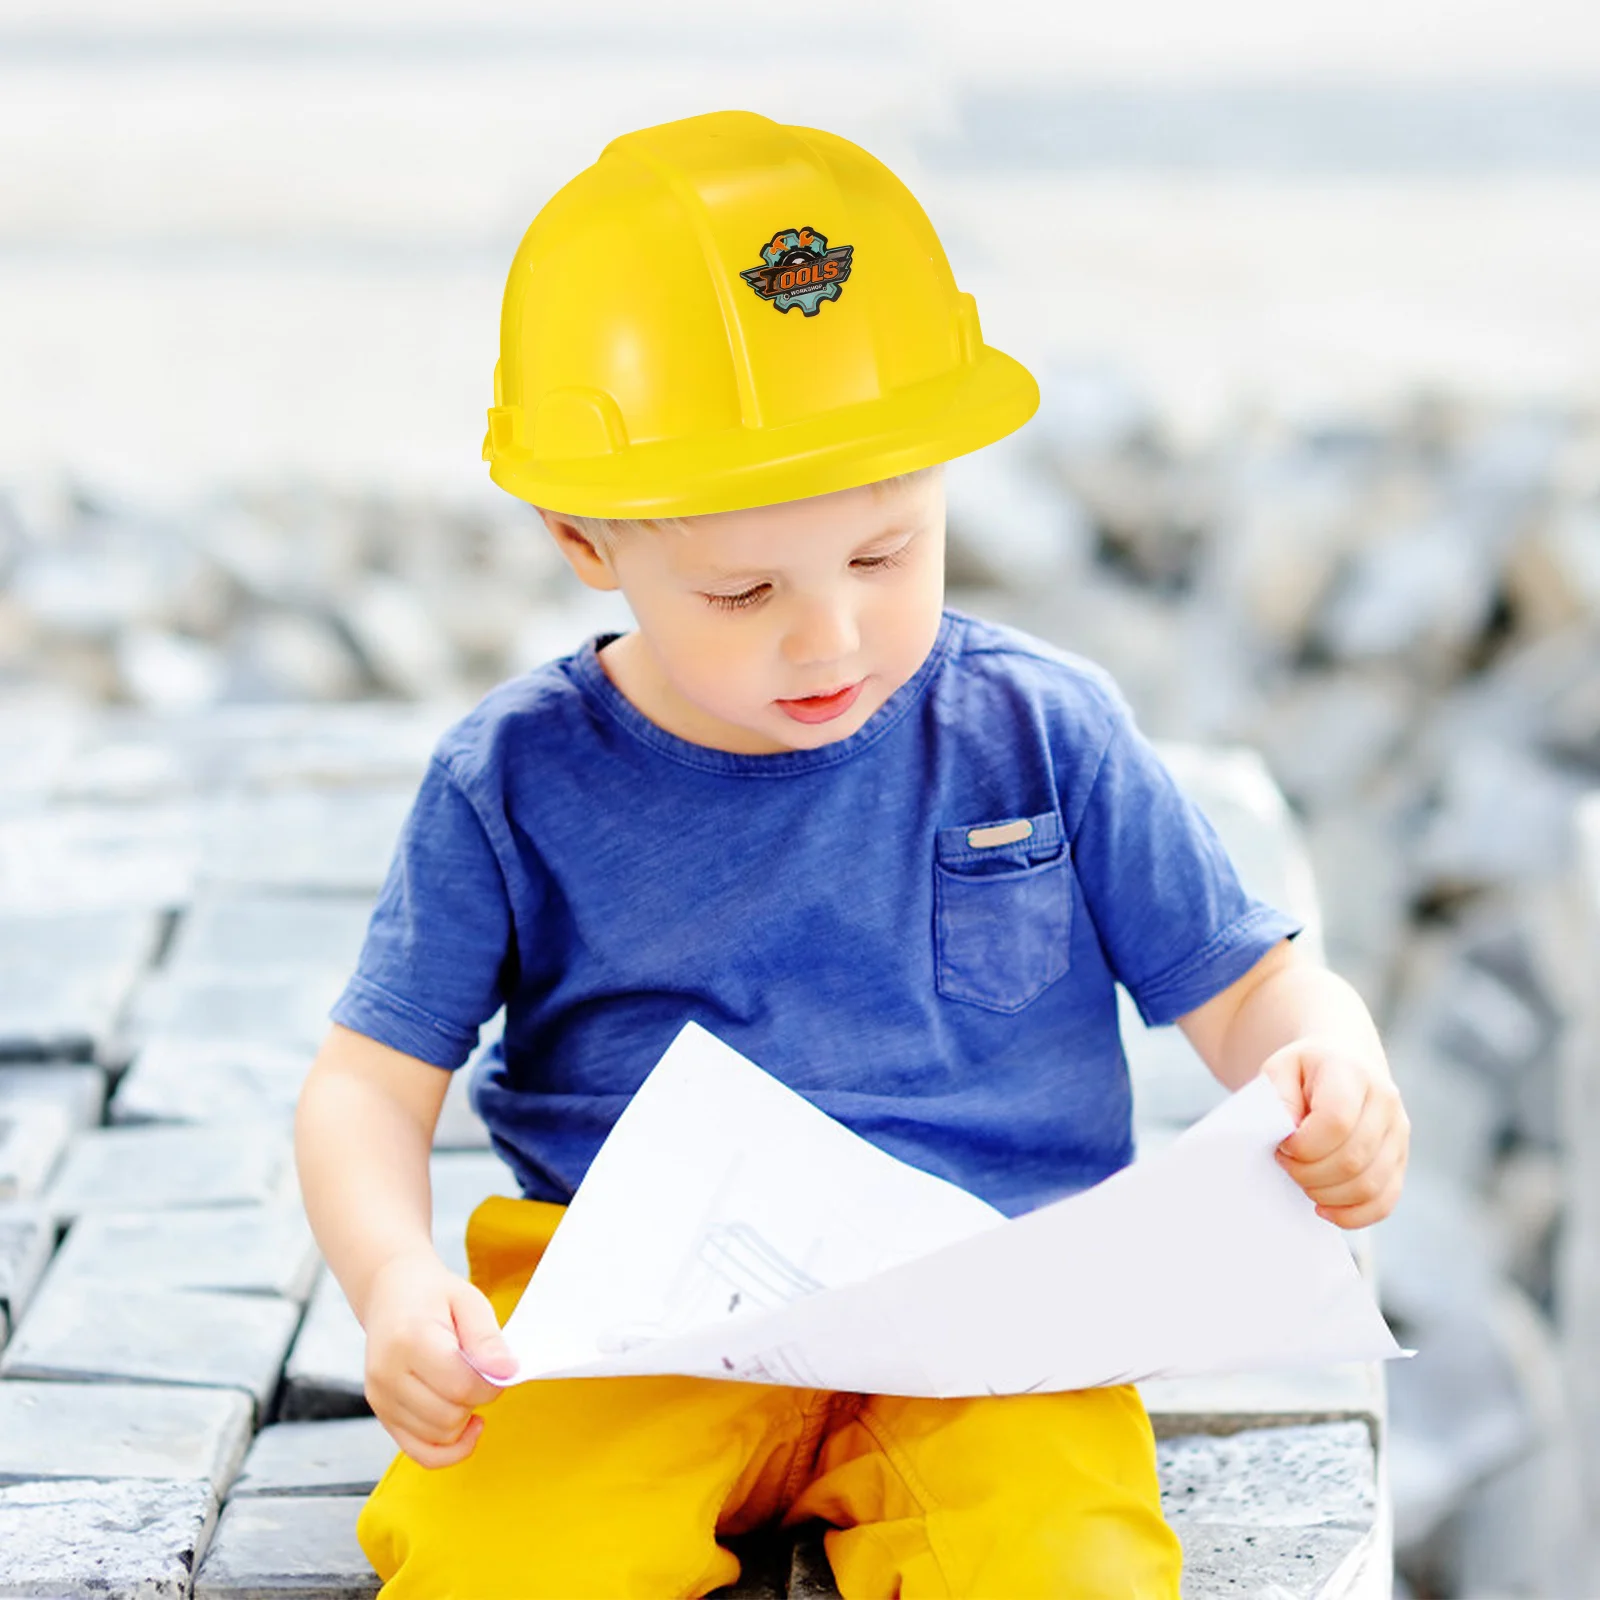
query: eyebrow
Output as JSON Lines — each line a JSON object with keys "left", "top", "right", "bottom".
{"left": 696, "top": 526, "right": 918, "bottom": 584}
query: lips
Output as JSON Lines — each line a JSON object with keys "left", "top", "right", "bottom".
{"left": 775, "top": 680, "right": 865, "bottom": 725}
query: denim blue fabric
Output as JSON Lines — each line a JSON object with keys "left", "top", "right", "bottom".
{"left": 331, "top": 610, "right": 1300, "bottom": 1217}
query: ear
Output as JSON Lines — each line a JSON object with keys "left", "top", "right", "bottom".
{"left": 539, "top": 510, "right": 621, "bottom": 593}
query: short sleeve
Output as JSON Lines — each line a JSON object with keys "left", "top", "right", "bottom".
{"left": 1069, "top": 695, "right": 1301, "bottom": 1027}
{"left": 329, "top": 757, "right": 514, "bottom": 1068}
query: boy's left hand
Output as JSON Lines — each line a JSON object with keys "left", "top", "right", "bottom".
{"left": 1260, "top": 1039, "right": 1409, "bottom": 1229}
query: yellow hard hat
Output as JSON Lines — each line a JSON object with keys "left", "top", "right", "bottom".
{"left": 484, "top": 110, "right": 1038, "bottom": 518}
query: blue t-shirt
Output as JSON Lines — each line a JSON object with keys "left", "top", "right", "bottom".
{"left": 331, "top": 610, "right": 1299, "bottom": 1217}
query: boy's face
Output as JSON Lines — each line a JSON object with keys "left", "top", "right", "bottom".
{"left": 544, "top": 470, "right": 946, "bottom": 755}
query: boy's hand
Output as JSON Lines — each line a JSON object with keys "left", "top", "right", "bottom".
{"left": 360, "top": 1248, "right": 519, "bottom": 1469}
{"left": 1260, "top": 1038, "right": 1409, "bottom": 1229}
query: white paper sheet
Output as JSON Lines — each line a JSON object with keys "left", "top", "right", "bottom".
{"left": 492, "top": 1022, "right": 1407, "bottom": 1395}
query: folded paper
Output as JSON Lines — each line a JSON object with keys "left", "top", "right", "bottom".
{"left": 491, "top": 1022, "right": 1407, "bottom": 1395}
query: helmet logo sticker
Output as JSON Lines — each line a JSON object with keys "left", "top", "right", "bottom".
{"left": 739, "top": 227, "right": 853, "bottom": 316}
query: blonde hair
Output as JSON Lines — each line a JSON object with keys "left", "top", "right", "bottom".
{"left": 548, "top": 466, "right": 938, "bottom": 549}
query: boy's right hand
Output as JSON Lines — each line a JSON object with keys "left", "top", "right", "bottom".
{"left": 360, "top": 1248, "right": 519, "bottom": 1469}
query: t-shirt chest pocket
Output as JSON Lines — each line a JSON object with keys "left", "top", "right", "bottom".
{"left": 934, "top": 811, "right": 1073, "bottom": 1013}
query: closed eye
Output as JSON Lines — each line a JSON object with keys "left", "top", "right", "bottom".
{"left": 851, "top": 547, "right": 910, "bottom": 572}
{"left": 704, "top": 584, "right": 771, "bottom": 611}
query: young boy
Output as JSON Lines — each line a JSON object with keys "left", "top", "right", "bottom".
{"left": 295, "top": 111, "right": 1409, "bottom": 1599}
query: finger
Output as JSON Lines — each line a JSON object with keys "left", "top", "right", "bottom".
{"left": 1297, "top": 1140, "right": 1408, "bottom": 1212}
{"left": 1278, "top": 1064, "right": 1369, "bottom": 1164}
{"left": 387, "top": 1375, "right": 476, "bottom": 1442}
{"left": 403, "top": 1318, "right": 501, "bottom": 1408}
{"left": 1277, "top": 1099, "right": 1388, "bottom": 1192}
{"left": 384, "top": 1413, "right": 484, "bottom": 1471}
{"left": 451, "top": 1283, "right": 519, "bottom": 1382}
{"left": 418, "top": 1351, "right": 504, "bottom": 1411}
{"left": 1259, "top": 1050, "right": 1309, "bottom": 1124}
{"left": 1315, "top": 1172, "right": 1406, "bottom": 1230}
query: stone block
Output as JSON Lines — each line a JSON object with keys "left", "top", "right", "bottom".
{"left": 162, "top": 894, "right": 375, "bottom": 986}
{"left": 0, "top": 1475, "right": 217, "bottom": 1598}
{"left": 231, "top": 1418, "right": 394, "bottom": 1498}
{"left": 787, "top": 1530, "right": 837, "bottom": 1599}
{"left": 129, "top": 971, "right": 346, "bottom": 1052}
{"left": 47, "top": 704, "right": 422, "bottom": 802}
{"left": 194, "top": 1494, "right": 378, "bottom": 1598}
{"left": 0, "top": 800, "right": 204, "bottom": 914}
{"left": 1415, "top": 739, "right": 1589, "bottom": 895}
{"left": 0, "top": 1207, "right": 53, "bottom": 1340}
{"left": 221, "top": 702, "right": 445, "bottom": 791}
{"left": 0, "top": 907, "right": 163, "bottom": 1058}
{"left": 1124, "top": 991, "right": 1227, "bottom": 1131}
{"left": 0, "top": 1378, "right": 252, "bottom": 1495}
{"left": 0, "top": 1279, "right": 300, "bottom": 1415}
{"left": 0, "top": 1098, "right": 72, "bottom": 1200}
{"left": 433, "top": 1063, "right": 491, "bottom": 1151}
{"left": 1141, "top": 1363, "right": 1384, "bottom": 1441}
{"left": 281, "top": 1269, "right": 368, "bottom": 1421}
{"left": 50, "top": 1203, "right": 319, "bottom": 1301}
{"left": 111, "top": 1036, "right": 312, "bottom": 1125}
{"left": 1156, "top": 743, "right": 1324, "bottom": 961}
{"left": 201, "top": 787, "right": 413, "bottom": 893}
{"left": 0, "top": 710, "right": 83, "bottom": 810}
{"left": 44, "top": 1123, "right": 294, "bottom": 1220}
{"left": 1158, "top": 1422, "right": 1379, "bottom": 1598}
{"left": 1561, "top": 795, "right": 1600, "bottom": 1581}
{"left": 0, "top": 1060, "right": 108, "bottom": 1130}
{"left": 429, "top": 1150, "right": 523, "bottom": 1277}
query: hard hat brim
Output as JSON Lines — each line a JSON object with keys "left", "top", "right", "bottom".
{"left": 487, "top": 344, "right": 1039, "bottom": 519}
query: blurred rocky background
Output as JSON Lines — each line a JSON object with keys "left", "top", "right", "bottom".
{"left": 5, "top": 3, "right": 1600, "bottom": 1596}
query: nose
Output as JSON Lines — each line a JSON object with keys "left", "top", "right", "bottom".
{"left": 781, "top": 591, "right": 859, "bottom": 669}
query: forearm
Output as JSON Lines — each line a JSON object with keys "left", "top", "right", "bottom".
{"left": 294, "top": 1028, "right": 448, "bottom": 1325}
{"left": 1197, "top": 946, "right": 1389, "bottom": 1093}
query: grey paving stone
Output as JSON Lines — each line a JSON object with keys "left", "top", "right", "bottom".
{"left": 0, "top": 1378, "right": 253, "bottom": 1494}
{"left": 0, "top": 800, "right": 205, "bottom": 914}
{"left": 0, "top": 1475, "right": 218, "bottom": 1598}
{"left": 194, "top": 1493, "right": 378, "bottom": 1599}
{"left": 50, "top": 1203, "right": 320, "bottom": 1301}
{"left": 281, "top": 1269, "right": 369, "bottom": 1421}
{"left": 0, "top": 1279, "right": 301, "bottom": 1415}
{"left": 1142, "top": 1363, "right": 1384, "bottom": 1441}
{"left": 218, "top": 702, "right": 445, "bottom": 791}
{"left": 0, "top": 907, "right": 163, "bottom": 1059}
{"left": 788, "top": 1529, "right": 838, "bottom": 1599}
{"left": 49, "top": 706, "right": 434, "bottom": 802}
{"left": 1158, "top": 1422, "right": 1378, "bottom": 1598}
{"left": 111, "top": 1036, "right": 312, "bottom": 1125}
{"left": 0, "top": 1099, "right": 72, "bottom": 1200}
{"left": 1157, "top": 743, "right": 1324, "bottom": 961}
{"left": 203, "top": 788, "right": 415, "bottom": 893}
{"left": 58, "top": 720, "right": 221, "bottom": 800}
{"left": 46, "top": 705, "right": 426, "bottom": 802}
{"left": 433, "top": 1060, "right": 491, "bottom": 1151}
{"left": 0, "top": 711, "right": 84, "bottom": 811}
{"left": 429, "top": 1149, "right": 523, "bottom": 1262}
{"left": 0, "top": 1208, "right": 53, "bottom": 1341}
{"left": 231, "top": 1418, "right": 395, "bottom": 1498}
{"left": 162, "top": 895, "right": 375, "bottom": 986}
{"left": 129, "top": 971, "right": 348, "bottom": 1052}
{"left": 0, "top": 1060, "right": 109, "bottom": 1130}
{"left": 44, "top": 1122, "right": 294, "bottom": 1220}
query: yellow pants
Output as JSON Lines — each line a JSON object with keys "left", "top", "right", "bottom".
{"left": 358, "top": 1196, "right": 1183, "bottom": 1599}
